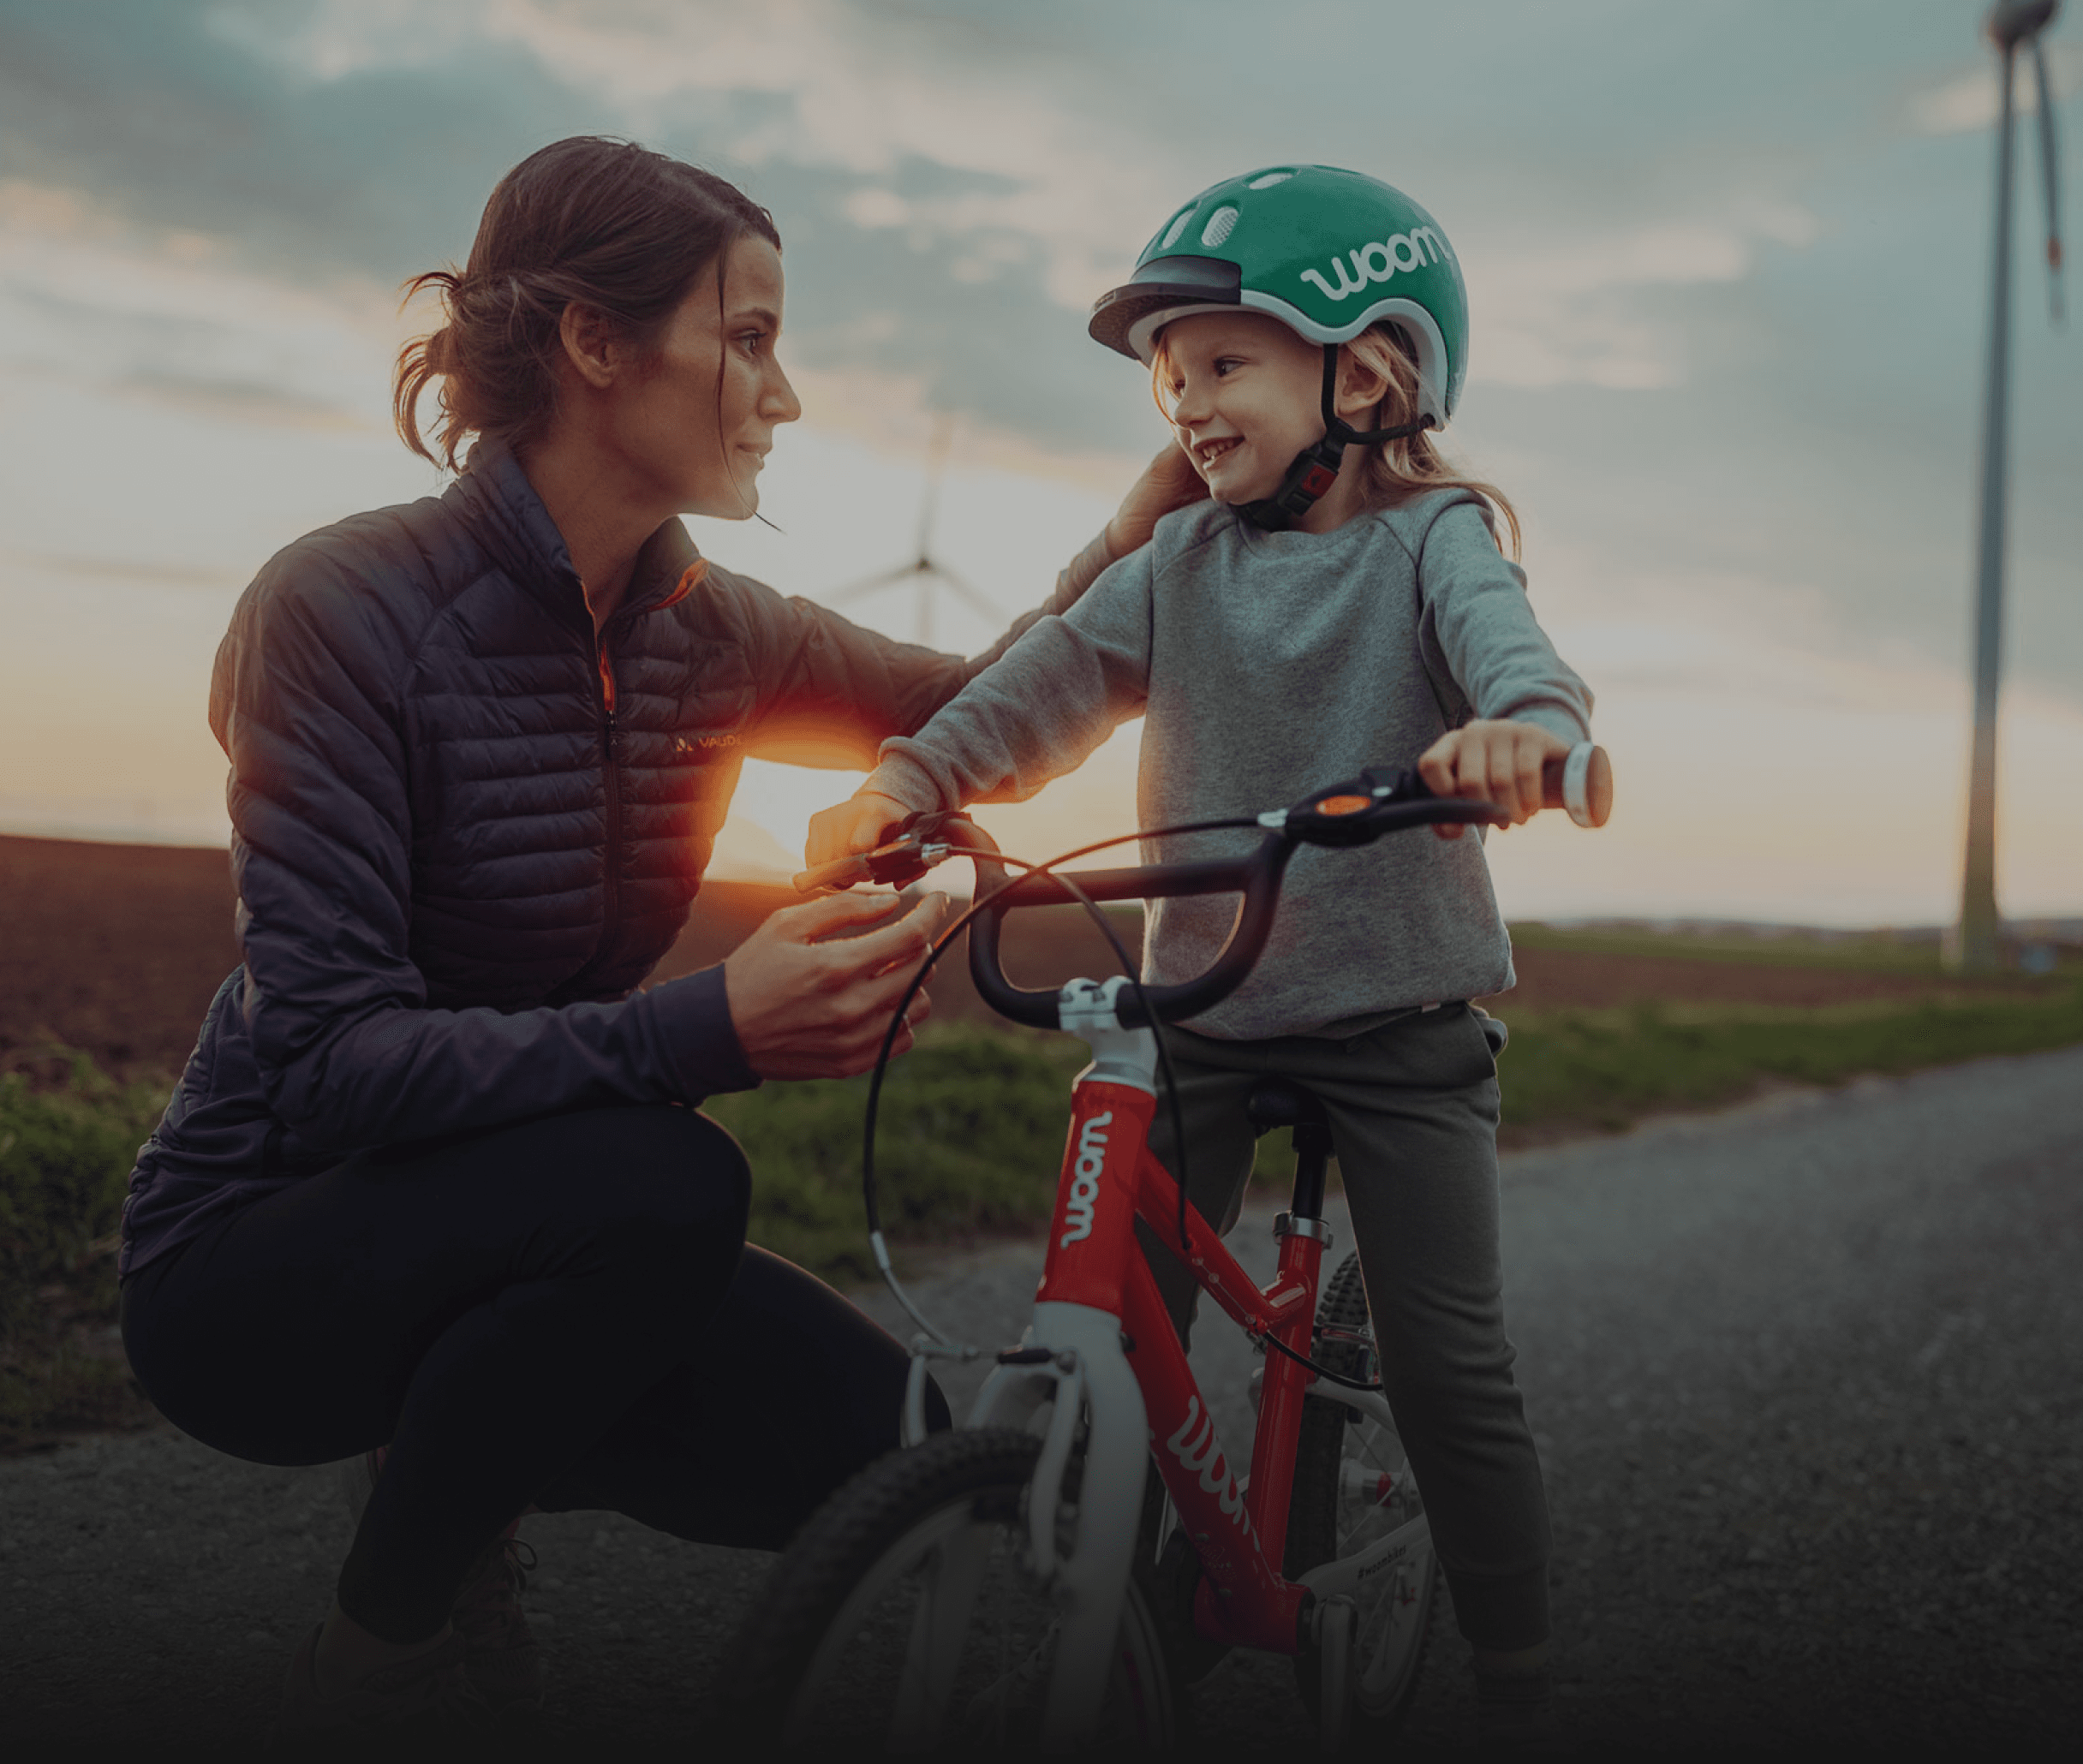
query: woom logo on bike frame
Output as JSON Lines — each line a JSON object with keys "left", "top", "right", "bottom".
{"left": 1058, "top": 1111, "right": 1113, "bottom": 1247}
{"left": 1165, "top": 1395, "right": 1256, "bottom": 1546}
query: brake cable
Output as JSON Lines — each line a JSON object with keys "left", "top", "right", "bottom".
{"left": 851, "top": 817, "right": 1386, "bottom": 1393}
{"left": 856, "top": 817, "right": 1256, "bottom": 1344}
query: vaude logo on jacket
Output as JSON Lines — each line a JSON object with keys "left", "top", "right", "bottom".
{"left": 1058, "top": 1110, "right": 1113, "bottom": 1247}
{"left": 1298, "top": 226, "right": 1451, "bottom": 301}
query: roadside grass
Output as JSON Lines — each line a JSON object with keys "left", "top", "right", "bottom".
{"left": 5, "top": 977, "right": 2080, "bottom": 1448}
{"left": 706, "top": 1026, "right": 1089, "bottom": 1284}
{"left": 1507, "top": 921, "right": 2082, "bottom": 977}
{"left": 1490, "top": 986, "right": 2083, "bottom": 1140}
{"left": 0, "top": 1054, "right": 167, "bottom": 1450}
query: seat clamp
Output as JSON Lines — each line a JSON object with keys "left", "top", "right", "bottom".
{"left": 1273, "top": 1212, "right": 1334, "bottom": 1247}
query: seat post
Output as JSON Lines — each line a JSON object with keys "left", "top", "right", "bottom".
{"left": 1246, "top": 1078, "right": 1334, "bottom": 1227}
{"left": 1288, "top": 1121, "right": 1333, "bottom": 1220}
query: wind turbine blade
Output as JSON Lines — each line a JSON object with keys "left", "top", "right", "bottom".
{"left": 2029, "top": 36, "right": 2064, "bottom": 325}
{"left": 821, "top": 563, "right": 918, "bottom": 605}
{"left": 914, "top": 413, "right": 957, "bottom": 560}
{"left": 926, "top": 564, "right": 1002, "bottom": 623}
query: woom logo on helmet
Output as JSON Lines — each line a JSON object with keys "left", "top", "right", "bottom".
{"left": 1298, "top": 226, "right": 1452, "bottom": 302}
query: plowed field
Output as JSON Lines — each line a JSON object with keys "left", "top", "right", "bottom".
{"left": 0, "top": 832, "right": 2020, "bottom": 1082}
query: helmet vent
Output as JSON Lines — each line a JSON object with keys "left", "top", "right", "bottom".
{"left": 1247, "top": 170, "right": 1293, "bottom": 189}
{"left": 1200, "top": 206, "right": 1240, "bottom": 247}
{"left": 1159, "top": 208, "right": 1194, "bottom": 250}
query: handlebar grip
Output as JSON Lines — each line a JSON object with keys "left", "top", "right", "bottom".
{"left": 1543, "top": 742, "right": 1612, "bottom": 829}
{"left": 792, "top": 855, "right": 871, "bottom": 894}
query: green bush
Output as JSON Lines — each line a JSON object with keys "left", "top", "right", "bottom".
{"left": 0, "top": 1056, "right": 167, "bottom": 1344}
{"left": 708, "top": 1026, "right": 1090, "bottom": 1281}
{"left": 0, "top": 1056, "right": 168, "bottom": 1449}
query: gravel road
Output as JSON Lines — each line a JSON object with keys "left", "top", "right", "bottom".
{"left": 4, "top": 1047, "right": 2080, "bottom": 1756}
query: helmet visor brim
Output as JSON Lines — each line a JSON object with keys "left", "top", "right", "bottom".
{"left": 1088, "top": 255, "right": 1242, "bottom": 360}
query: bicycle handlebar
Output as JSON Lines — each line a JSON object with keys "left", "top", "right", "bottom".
{"left": 790, "top": 744, "right": 1611, "bottom": 1033}
{"left": 965, "top": 790, "right": 1507, "bottom": 1030}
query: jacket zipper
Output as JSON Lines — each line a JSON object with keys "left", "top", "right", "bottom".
{"left": 594, "top": 624, "right": 622, "bottom": 974}
{"left": 571, "top": 560, "right": 707, "bottom": 991}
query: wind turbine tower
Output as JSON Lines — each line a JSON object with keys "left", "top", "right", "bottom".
{"left": 1949, "top": 0, "right": 2066, "bottom": 972}
{"left": 822, "top": 415, "right": 1000, "bottom": 648}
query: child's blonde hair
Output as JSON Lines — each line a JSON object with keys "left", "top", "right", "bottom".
{"left": 1152, "top": 321, "right": 1521, "bottom": 559}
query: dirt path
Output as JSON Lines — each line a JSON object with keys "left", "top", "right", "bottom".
{"left": 4, "top": 1048, "right": 2080, "bottom": 1755}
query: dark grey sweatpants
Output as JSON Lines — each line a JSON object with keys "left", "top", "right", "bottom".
{"left": 1135, "top": 1001, "right": 1551, "bottom": 1652}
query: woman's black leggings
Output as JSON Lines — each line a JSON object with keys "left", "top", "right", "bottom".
{"left": 120, "top": 1105, "right": 946, "bottom": 1643}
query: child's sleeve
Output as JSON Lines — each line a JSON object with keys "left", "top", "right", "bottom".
{"left": 863, "top": 547, "right": 1156, "bottom": 813}
{"left": 1417, "top": 498, "right": 1594, "bottom": 743}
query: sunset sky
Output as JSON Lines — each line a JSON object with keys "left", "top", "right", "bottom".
{"left": 1, "top": 0, "right": 2078, "bottom": 926}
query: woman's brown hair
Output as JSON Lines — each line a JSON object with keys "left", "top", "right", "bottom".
{"left": 393, "top": 137, "right": 780, "bottom": 471}
{"left": 1150, "top": 320, "right": 1521, "bottom": 558}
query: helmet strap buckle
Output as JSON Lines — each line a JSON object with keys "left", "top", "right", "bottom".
{"left": 1240, "top": 347, "right": 1434, "bottom": 533}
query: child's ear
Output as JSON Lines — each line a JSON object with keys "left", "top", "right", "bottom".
{"left": 1334, "top": 344, "right": 1394, "bottom": 424}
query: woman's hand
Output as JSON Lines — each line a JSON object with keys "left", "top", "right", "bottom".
{"left": 1105, "top": 442, "right": 1209, "bottom": 559}
{"left": 804, "top": 791, "right": 912, "bottom": 871}
{"left": 724, "top": 891, "right": 946, "bottom": 1081}
{"left": 1418, "top": 720, "right": 1573, "bottom": 841}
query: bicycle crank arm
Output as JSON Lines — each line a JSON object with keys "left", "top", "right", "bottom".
{"left": 1299, "top": 1379, "right": 1399, "bottom": 1435}
{"left": 1294, "top": 1511, "right": 1430, "bottom": 1606}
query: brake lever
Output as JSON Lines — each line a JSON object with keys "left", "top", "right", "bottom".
{"left": 1262, "top": 744, "right": 1611, "bottom": 845}
{"left": 791, "top": 811, "right": 964, "bottom": 894}
{"left": 1261, "top": 772, "right": 1502, "bottom": 848}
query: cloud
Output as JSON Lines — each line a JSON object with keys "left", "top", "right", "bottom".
{"left": 0, "top": 548, "right": 240, "bottom": 591}
{"left": 1465, "top": 200, "right": 1823, "bottom": 390}
{"left": 110, "top": 369, "right": 366, "bottom": 432}
{"left": 221, "top": 0, "right": 1185, "bottom": 309}
{"left": 0, "top": 176, "right": 397, "bottom": 436}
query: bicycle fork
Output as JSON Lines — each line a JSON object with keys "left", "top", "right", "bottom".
{"left": 958, "top": 979, "right": 1161, "bottom": 1748}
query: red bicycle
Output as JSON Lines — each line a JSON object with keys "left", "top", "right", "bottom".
{"left": 717, "top": 749, "right": 1610, "bottom": 1753}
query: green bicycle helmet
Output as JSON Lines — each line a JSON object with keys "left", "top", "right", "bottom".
{"left": 1089, "top": 165, "right": 1471, "bottom": 528}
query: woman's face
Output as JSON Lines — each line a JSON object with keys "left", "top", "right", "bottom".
{"left": 609, "top": 233, "right": 801, "bottom": 519}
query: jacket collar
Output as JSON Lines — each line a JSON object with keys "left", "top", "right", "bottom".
{"left": 447, "top": 433, "right": 708, "bottom": 628}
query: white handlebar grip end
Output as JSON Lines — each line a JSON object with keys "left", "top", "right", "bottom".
{"left": 1562, "top": 742, "right": 1597, "bottom": 828}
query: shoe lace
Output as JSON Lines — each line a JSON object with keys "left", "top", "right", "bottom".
{"left": 453, "top": 1536, "right": 538, "bottom": 1639}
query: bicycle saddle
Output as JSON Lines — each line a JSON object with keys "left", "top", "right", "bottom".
{"left": 1244, "top": 1079, "right": 1330, "bottom": 1137}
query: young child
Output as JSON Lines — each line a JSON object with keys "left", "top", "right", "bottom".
{"left": 807, "top": 165, "right": 1592, "bottom": 1742}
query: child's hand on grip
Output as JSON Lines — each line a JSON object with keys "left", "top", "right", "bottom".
{"left": 803, "top": 790, "right": 912, "bottom": 872}
{"left": 1418, "top": 720, "right": 1573, "bottom": 840}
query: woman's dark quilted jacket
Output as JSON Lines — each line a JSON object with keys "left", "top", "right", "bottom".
{"left": 120, "top": 440, "right": 1067, "bottom": 1276}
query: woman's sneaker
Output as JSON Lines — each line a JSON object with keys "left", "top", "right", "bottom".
{"left": 452, "top": 1532, "right": 546, "bottom": 1721}
{"left": 270, "top": 1623, "right": 492, "bottom": 1751}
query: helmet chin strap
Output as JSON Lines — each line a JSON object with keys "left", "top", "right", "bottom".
{"left": 1239, "top": 346, "right": 1435, "bottom": 533}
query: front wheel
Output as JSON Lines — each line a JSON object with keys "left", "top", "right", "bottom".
{"left": 1286, "top": 1252, "right": 1440, "bottom": 1745}
{"left": 714, "top": 1427, "right": 1182, "bottom": 1753}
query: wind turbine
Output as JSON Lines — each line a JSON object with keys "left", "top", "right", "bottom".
{"left": 1949, "top": 0, "right": 2066, "bottom": 973}
{"left": 823, "top": 414, "right": 1001, "bottom": 647}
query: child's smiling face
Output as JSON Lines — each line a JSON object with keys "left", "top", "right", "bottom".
{"left": 1156, "top": 311, "right": 1326, "bottom": 505}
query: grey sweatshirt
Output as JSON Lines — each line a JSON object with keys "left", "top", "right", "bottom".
{"left": 868, "top": 490, "right": 1593, "bottom": 1040}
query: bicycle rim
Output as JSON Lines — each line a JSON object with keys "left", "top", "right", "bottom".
{"left": 743, "top": 1432, "right": 1178, "bottom": 1754}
